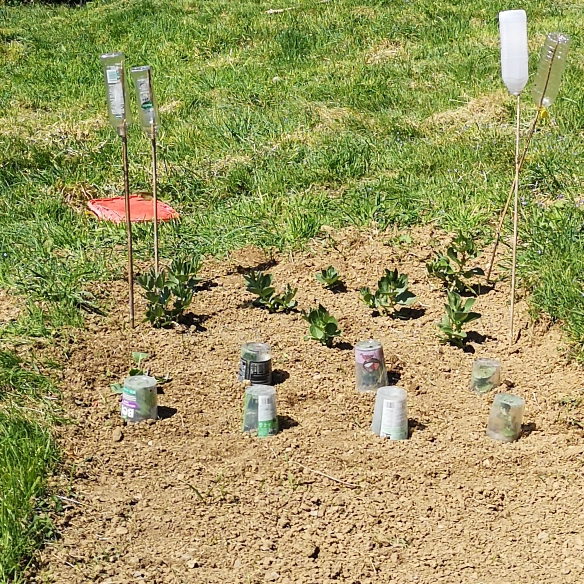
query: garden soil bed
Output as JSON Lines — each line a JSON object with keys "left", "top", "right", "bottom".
{"left": 36, "top": 227, "right": 584, "bottom": 584}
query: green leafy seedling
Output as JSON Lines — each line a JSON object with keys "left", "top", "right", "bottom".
{"left": 129, "top": 352, "right": 149, "bottom": 376}
{"left": 137, "top": 257, "right": 201, "bottom": 327}
{"left": 437, "top": 290, "right": 482, "bottom": 347}
{"left": 244, "top": 270, "right": 297, "bottom": 312}
{"left": 110, "top": 352, "right": 170, "bottom": 394}
{"left": 315, "top": 266, "right": 344, "bottom": 290}
{"left": 111, "top": 352, "right": 150, "bottom": 394}
{"left": 360, "top": 268, "right": 416, "bottom": 316}
{"left": 302, "top": 304, "right": 342, "bottom": 347}
{"left": 427, "top": 234, "right": 484, "bottom": 293}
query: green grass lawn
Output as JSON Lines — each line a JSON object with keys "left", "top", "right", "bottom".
{"left": 0, "top": 1, "right": 583, "bottom": 573}
{"left": 0, "top": 351, "right": 59, "bottom": 582}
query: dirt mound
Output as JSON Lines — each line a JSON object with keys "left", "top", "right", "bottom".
{"left": 36, "top": 228, "right": 584, "bottom": 584}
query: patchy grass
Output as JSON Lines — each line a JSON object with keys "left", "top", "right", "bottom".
{"left": 0, "top": 1, "right": 583, "bottom": 340}
{"left": 1, "top": 0, "right": 584, "bottom": 576}
{"left": 0, "top": 351, "right": 59, "bottom": 581}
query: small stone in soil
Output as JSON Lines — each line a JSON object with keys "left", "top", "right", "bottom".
{"left": 112, "top": 428, "right": 123, "bottom": 442}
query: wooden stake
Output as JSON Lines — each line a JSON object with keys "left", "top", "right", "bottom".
{"left": 121, "top": 122, "right": 135, "bottom": 328}
{"left": 486, "top": 108, "right": 540, "bottom": 282}
{"left": 151, "top": 124, "right": 159, "bottom": 275}
{"left": 488, "top": 40, "right": 560, "bottom": 283}
{"left": 509, "top": 95, "right": 521, "bottom": 346}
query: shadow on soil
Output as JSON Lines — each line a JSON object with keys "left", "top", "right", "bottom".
{"left": 409, "top": 419, "right": 427, "bottom": 437}
{"left": 330, "top": 283, "right": 348, "bottom": 294}
{"left": 335, "top": 341, "right": 354, "bottom": 351}
{"left": 464, "top": 283, "right": 495, "bottom": 297}
{"left": 394, "top": 307, "right": 426, "bottom": 320}
{"left": 158, "top": 406, "right": 178, "bottom": 420}
{"left": 388, "top": 370, "right": 402, "bottom": 385}
{"left": 196, "top": 279, "right": 218, "bottom": 292}
{"left": 370, "top": 308, "right": 426, "bottom": 320}
{"left": 179, "top": 313, "right": 210, "bottom": 332}
{"left": 278, "top": 415, "right": 298, "bottom": 430}
{"left": 467, "top": 331, "right": 496, "bottom": 345}
{"left": 272, "top": 370, "right": 290, "bottom": 385}
{"left": 235, "top": 259, "right": 278, "bottom": 274}
{"left": 521, "top": 422, "right": 537, "bottom": 437}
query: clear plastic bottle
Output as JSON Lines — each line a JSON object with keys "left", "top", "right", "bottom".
{"left": 498, "top": 10, "right": 529, "bottom": 95}
{"left": 238, "top": 342, "right": 272, "bottom": 385}
{"left": 371, "top": 386, "right": 408, "bottom": 440}
{"left": 242, "top": 385, "right": 278, "bottom": 437}
{"left": 354, "top": 340, "right": 388, "bottom": 393}
{"left": 121, "top": 375, "right": 157, "bottom": 422}
{"left": 130, "top": 66, "right": 160, "bottom": 135}
{"left": 100, "top": 52, "right": 131, "bottom": 132}
{"left": 532, "top": 32, "right": 571, "bottom": 108}
{"left": 486, "top": 393, "right": 525, "bottom": 442}
{"left": 470, "top": 358, "right": 501, "bottom": 395}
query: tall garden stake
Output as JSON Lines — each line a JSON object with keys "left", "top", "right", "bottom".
{"left": 131, "top": 66, "right": 161, "bottom": 275}
{"left": 486, "top": 109, "right": 539, "bottom": 283}
{"left": 489, "top": 32, "right": 572, "bottom": 288}
{"left": 509, "top": 95, "right": 521, "bottom": 345}
{"left": 497, "top": 10, "right": 528, "bottom": 344}
{"left": 101, "top": 52, "right": 135, "bottom": 327}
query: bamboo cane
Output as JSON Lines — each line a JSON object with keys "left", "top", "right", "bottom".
{"left": 509, "top": 95, "right": 521, "bottom": 345}
{"left": 121, "top": 121, "right": 135, "bottom": 328}
{"left": 486, "top": 108, "right": 539, "bottom": 282}
{"left": 151, "top": 123, "right": 159, "bottom": 276}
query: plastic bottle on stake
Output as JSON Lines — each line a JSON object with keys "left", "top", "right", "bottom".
{"left": 499, "top": 10, "right": 529, "bottom": 95}
{"left": 100, "top": 52, "right": 131, "bottom": 133}
{"left": 532, "top": 33, "right": 571, "bottom": 108}
{"left": 130, "top": 66, "right": 160, "bottom": 135}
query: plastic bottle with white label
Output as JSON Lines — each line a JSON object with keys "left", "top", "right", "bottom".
{"left": 100, "top": 52, "right": 131, "bottom": 132}
{"left": 242, "top": 385, "right": 278, "bottom": 437}
{"left": 498, "top": 10, "right": 529, "bottom": 96}
{"left": 371, "top": 386, "right": 408, "bottom": 440}
{"left": 130, "top": 65, "right": 160, "bottom": 135}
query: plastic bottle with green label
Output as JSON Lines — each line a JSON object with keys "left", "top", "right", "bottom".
{"left": 130, "top": 65, "right": 160, "bottom": 135}
{"left": 242, "top": 385, "right": 278, "bottom": 437}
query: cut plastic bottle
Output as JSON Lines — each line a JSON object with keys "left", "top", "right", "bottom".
{"left": 499, "top": 10, "right": 529, "bottom": 95}
{"left": 532, "top": 32, "right": 571, "bottom": 108}
{"left": 130, "top": 66, "right": 160, "bottom": 135}
{"left": 100, "top": 52, "right": 131, "bottom": 132}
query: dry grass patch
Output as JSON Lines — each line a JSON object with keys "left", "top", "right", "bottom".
{"left": 423, "top": 91, "right": 510, "bottom": 132}
{"left": 365, "top": 40, "right": 406, "bottom": 65}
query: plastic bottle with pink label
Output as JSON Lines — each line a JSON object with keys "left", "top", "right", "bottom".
{"left": 354, "top": 340, "right": 388, "bottom": 393}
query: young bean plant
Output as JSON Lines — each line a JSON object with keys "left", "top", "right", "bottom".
{"left": 110, "top": 352, "right": 170, "bottom": 394}
{"left": 244, "top": 270, "right": 297, "bottom": 313}
{"left": 303, "top": 304, "right": 342, "bottom": 347}
{"left": 315, "top": 266, "right": 344, "bottom": 290}
{"left": 437, "top": 291, "right": 481, "bottom": 348}
{"left": 360, "top": 268, "right": 416, "bottom": 317}
{"left": 137, "top": 257, "right": 201, "bottom": 328}
{"left": 426, "top": 234, "right": 484, "bottom": 293}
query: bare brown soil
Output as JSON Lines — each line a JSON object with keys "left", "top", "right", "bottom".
{"left": 35, "top": 228, "right": 584, "bottom": 584}
{"left": 0, "top": 289, "right": 20, "bottom": 324}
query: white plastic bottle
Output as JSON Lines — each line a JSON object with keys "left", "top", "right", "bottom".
{"left": 499, "top": 10, "right": 529, "bottom": 95}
